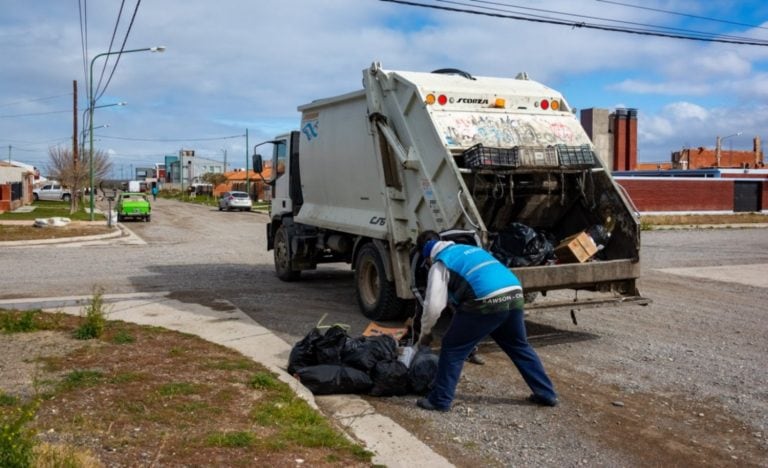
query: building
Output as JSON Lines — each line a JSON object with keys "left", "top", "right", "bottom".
{"left": 166, "top": 149, "right": 224, "bottom": 188}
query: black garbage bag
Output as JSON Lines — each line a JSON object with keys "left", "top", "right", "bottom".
{"left": 287, "top": 328, "right": 323, "bottom": 375}
{"left": 491, "top": 223, "right": 555, "bottom": 267}
{"left": 314, "top": 325, "right": 350, "bottom": 365}
{"left": 369, "top": 360, "right": 410, "bottom": 397}
{"left": 341, "top": 335, "right": 398, "bottom": 372}
{"left": 586, "top": 224, "right": 611, "bottom": 247}
{"left": 408, "top": 347, "right": 439, "bottom": 395}
{"left": 296, "top": 364, "right": 373, "bottom": 395}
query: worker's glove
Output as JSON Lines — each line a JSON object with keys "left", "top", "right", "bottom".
{"left": 419, "top": 332, "right": 433, "bottom": 347}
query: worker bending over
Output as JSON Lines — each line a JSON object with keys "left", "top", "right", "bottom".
{"left": 415, "top": 230, "right": 558, "bottom": 412}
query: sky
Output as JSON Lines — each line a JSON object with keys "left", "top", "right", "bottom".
{"left": 2, "top": 0, "right": 768, "bottom": 178}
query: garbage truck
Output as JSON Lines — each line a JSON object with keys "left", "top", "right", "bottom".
{"left": 253, "top": 62, "right": 644, "bottom": 321}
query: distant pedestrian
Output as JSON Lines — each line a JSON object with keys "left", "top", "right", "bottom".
{"left": 415, "top": 230, "right": 558, "bottom": 412}
{"left": 151, "top": 185, "right": 158, "bottom": 201}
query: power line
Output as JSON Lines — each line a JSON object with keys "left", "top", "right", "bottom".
{"left": 0, "top": 93, "right": 72, "bottom": 109}
{"left": 0, "top": 109, "right": 71, "bottom": 119}
{"left": 596, "top": 0, "right": 768, "bottom": 31}
{"left": 96, "top": 0, "right": 143, "bottom": 102}
{"left": 78, "top": 0, "right": 89, "bottom": 88}
{"left": 96, "top": 134, "right": 246, "bottom": 142}
{"left": 465, "top": 0, "right": 762, "bottom": 42}
{"left": 94, "top": 0, "right": 126, "bottom": 99}
{"left": 380, "top": 0, "right": 768, "bottom": 46}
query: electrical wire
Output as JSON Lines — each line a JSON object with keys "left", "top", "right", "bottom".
{"left": 596, "top": 0, "right": 768, "bottom": 31}
{"left": 464, "top": 0, "right": 763, "bottom": 42}
{"left": 95, "top": 0, "right": 142, "bottom": 102}
{"left": 94, "top": 0, "right": 126, "bottom": 100}
{"left": 379, "top": 0, "right": 768, "bottom": 46}
{"left": 0, "top": 109, "right": 71, "bottom": 119}
{"left": 96, "top": 134, "right": 246, "bottom": 142}
{"left": 0, "top": 93, "right": 72, "bottom": 109}
{"left": 78, "top": 0, "right": 89, "bottom": 88}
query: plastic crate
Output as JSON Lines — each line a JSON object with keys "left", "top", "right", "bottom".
{"left": 556, "top": 144, "right": 596, "bottom": 168}
{"left": 463, "top": 144, "right": 519, "bottom": 169}
{"left": 514, "top": 146, "right": 558, "bottom": 167}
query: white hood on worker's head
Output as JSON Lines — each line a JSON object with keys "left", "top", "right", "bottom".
{"left": 429, "top": 240, "right": 454, "bottom": 260}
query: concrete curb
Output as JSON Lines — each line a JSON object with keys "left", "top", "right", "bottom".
{"left": 0, "top": 293, "right": 453, "bottom": 468}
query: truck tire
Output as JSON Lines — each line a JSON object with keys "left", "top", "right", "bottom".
{"left": 33, "top": 193, "right": 39, "bottom": 201}
{"left": 274, "top": 225, "right": 301, "bottom": 281}
{"left": 355, "top": 243, "right": 404, "bottom": 321}
{"left": 62, "top": 194, "right": 71, "bottom": 202}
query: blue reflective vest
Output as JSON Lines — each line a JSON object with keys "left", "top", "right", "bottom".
{"left": 434, "top": 244, "right": 524, "bottom": 312}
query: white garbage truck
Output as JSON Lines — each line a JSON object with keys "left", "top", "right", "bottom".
{"left": 254, "top": 63, "right": 644, "bottom": 321}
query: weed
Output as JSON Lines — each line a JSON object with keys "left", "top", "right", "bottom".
{"left": 0, "top": 393, "right": 19, "bottom": 406}
{"left": 111, "top": 329, "right": 135, "bottom": 344}
{"left": 168, "top": 346, "right": 185, "bottom": 357}
{"left": 59, "top": 370, "right": 104, "bottom": 392}
{"left": 0, "top": 399, "right": 39, "bottom": 468}
{"left": 74, "top": 289, "right": 108, "bottom": 340}
{"left": 33, "top": 443, "right": 99, "bottom": 468}
{"left": 205, "top": 431, "right": 255, "bottom": 448}
{"left": 249, "top": 371, "right": 281, "bottom": 391}
{"left": 157, "top": 382, "right": 200, "bottom": 397}
{"left": 205, "top": 358, "right": 253, "bottom": 371}
{"left": 110, "top": 372, "right": 145, "bottom": 384}
{"left": 1, "top": 310, "right": 39, "bottom": 333}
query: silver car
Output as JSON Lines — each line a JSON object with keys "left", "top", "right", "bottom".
{"left": 218, "top": 191, "right": 252, "bottom": 211}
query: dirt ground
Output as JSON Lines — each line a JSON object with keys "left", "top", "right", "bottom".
{"left": 0, "top": 313, "right": 370, "bottom": 467}
{"left": 0, "top": 222, "right": 114, "bottom": 241}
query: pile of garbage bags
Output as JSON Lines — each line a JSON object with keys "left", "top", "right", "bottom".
{"left": 490, "top": 222, "right": 556, "bottom": 267}
{"left": 288, "top": 325, "right": 438, "bottom": 396}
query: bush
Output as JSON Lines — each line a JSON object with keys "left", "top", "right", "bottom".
{"left": 0, "top": 400, "right": 39, "bottom": 468}
{"left": 74, "top": 289, "right": 107, "bottom": 340}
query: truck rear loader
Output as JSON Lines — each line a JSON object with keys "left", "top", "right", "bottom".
{"left": 254, "top": 63, "right": 643, "bottom": 321}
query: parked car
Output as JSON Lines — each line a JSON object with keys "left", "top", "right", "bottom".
{"left": 33, "top": 183, "right": 71, "bottom": 202}
{"left": 218, "top": 191, "right": 252, "bottom": 211}
{"left": 116, "top": 192, "right": 151, "bottom": 222}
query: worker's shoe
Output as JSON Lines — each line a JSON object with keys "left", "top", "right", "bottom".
{"left": 416, "top": 398, "right": 450, "bottom": 412}
{"left": 528, "top": 394, "right": 559, "bottom": 407}
{"left": 466, "top": 352, "right": 485, "bottom": 365}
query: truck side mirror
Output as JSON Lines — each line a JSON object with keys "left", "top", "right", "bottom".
{"left": 252, "top": 154, "right": 263, "bottom": 173}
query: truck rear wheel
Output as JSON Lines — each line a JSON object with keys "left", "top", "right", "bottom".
{"left": 274, "top": 225, "right": 301, "bottom": 281}
{"left": 355, "top": 243, "right": 404, "bottom": 321}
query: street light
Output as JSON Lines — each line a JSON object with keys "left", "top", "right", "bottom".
{"left": 715, "top": 131, "right": 743, "bottom": 167}
{"left": 89, "top": 46, "right": 165, "bottom": 220}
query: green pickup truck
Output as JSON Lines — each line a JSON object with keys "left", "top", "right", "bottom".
{"left": 116, "top": 192, "right": 151, "bottom": 222}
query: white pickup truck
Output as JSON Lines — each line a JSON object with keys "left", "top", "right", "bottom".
{"left": 33, "top": 183, "right": 72, "bottom": 202}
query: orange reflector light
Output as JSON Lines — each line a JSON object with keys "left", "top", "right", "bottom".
{"left": 540, "top": 99, "right": 549, "bottom": 110}
{"left": 494, "top": 98, "right": 506, "bottom": 108}
{"left": 425, "top": 94, "right": 436, "bottom": 105}
{"left": 438, "top": 95, "right": 448, "bottom": 105}
{"left": 551, "top": 100, "right": 560, "bottom": 110}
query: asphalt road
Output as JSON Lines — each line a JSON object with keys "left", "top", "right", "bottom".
{"left": 3, "top": 197, "right": 767, "bottom": 465}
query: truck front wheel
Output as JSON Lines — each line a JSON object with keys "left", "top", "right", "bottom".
{"left": 355, "top": 243, "right": 404, "bottom": 321}
{"left": 274, "top": 225, "right": 301, "bottom": 281}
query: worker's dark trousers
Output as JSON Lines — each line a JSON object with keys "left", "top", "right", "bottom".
{"left": 427, "top": 307, "right": 557, "bottom": 410}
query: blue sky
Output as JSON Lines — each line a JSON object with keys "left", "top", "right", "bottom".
{"left": 2, "top": 0, "right": 768, "bottom": 178}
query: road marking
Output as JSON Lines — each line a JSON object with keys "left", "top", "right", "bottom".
{"left": 658, "top": 263, "right": 768, "bottom": 289}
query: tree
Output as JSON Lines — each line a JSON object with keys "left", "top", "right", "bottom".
{"left": 201, "top": 172, "right": 228, "bottom": 188}
{"left": 46, "top": 145, "right": 113, "bottom": 214}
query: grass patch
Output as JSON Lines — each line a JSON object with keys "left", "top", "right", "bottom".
{"left": 59, "top": 370, "right": 104, "bottom": 391}
{"left": 640, "top": 213, "right": 768, "bottom": 226}
{"left": 1, "top": 309, "right": 40, "bottom": 333}
{"left": 0, "top": 200, "right": 102, "bottom": 221}
{"left": 249, "top": 371, "right": 282, "bottom": 391}
{"left": 1, "top": 310, "right": 372, "bottom": 466}
{"left": 205, "top": 431, "right": 256, "bottom": 448}
{"left": 156, "top": 382, "right": 201, "bottom": 397}
{"left": 0, "top": 400, "right": 39, "bottom": 468}
{"left": 111, "top": 329, "right": 135, "bottom": 344}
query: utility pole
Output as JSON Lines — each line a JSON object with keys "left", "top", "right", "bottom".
{"left": 7, "top": 145, "right": 10, "bottom": 164}
{"left": 73, "top": 80, "right": 78, "bottom": 167}
{"left": 245, "top": 128, "right": 250, "bottom": 198}
{"left": 223, "top": 149, "right": 228, "bottom": 173}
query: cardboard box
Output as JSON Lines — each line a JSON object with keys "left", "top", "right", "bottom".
{"left": 555, "top": 231, "right": 598, "bottom": 263}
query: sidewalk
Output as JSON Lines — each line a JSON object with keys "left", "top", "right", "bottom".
{"left": 0, "top": 293, "right": 452, "bottom": 468}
